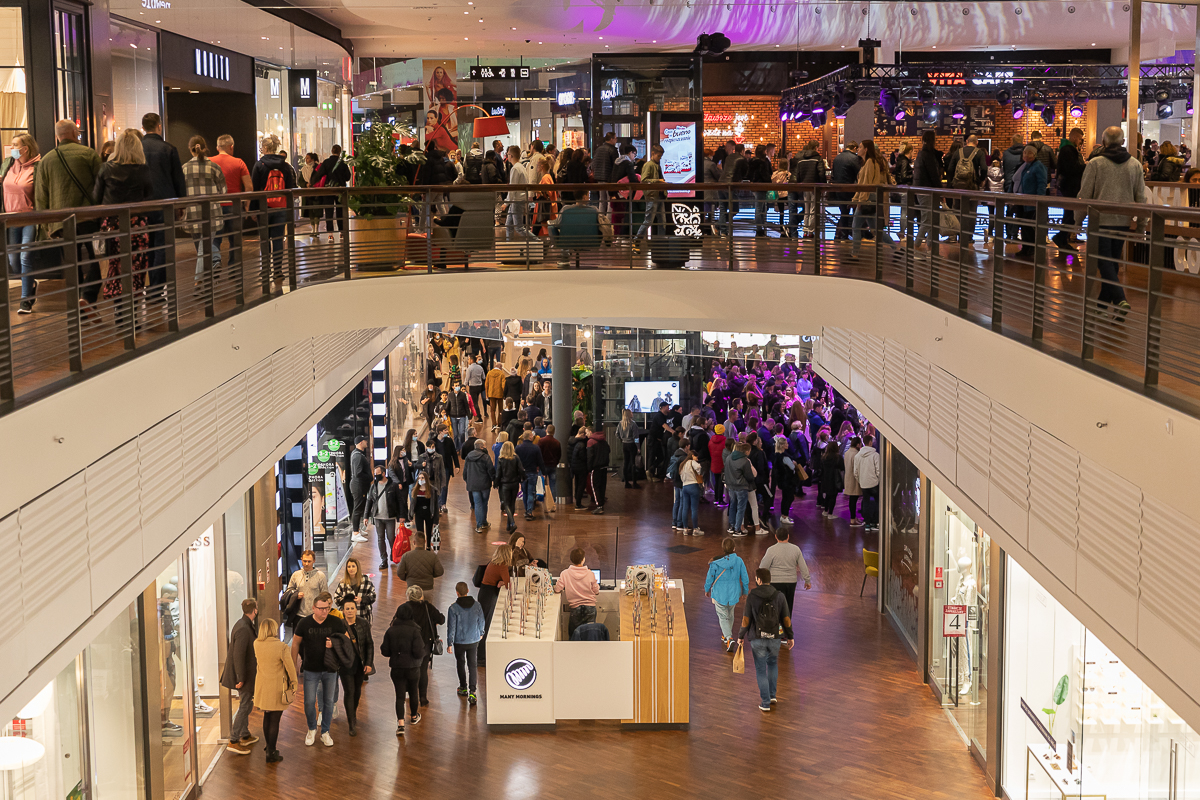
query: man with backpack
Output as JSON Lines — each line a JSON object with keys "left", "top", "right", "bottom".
{"left": 250, "top": 135, "right": 296, "bottom": 280}
{"left": 788, "top": 139, "right": 826, "bottom": 238}
{"left": 738, "top": 568, "right": 795, "bottom": 712}
{"left": 316, "top": 144, "right": 351, "bottom": 239}
{"left": 947, "top": 134, "right": 986, "bottom": 246}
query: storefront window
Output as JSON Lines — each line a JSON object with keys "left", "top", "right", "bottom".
{"left": 928, "top": 486, "right": 991, "bottom": 756}
{"left": 1003, "top": 557, "right": 1200, "bottom": 799}
{"left": 53, "top": 6, "right": 89, "bottom": 144}
{"left": 0, "top": 8, "right": 28, "bottom": 136}
{"left": 224, "top": 496, "right": 250, "bottom": 635}
{"left": 293, "top": 79, "right": 342, "bottom": 160}
{"left": 0, "top": 659, "right": 84, "bottom": 799}
{"left": 154, "top": 560, "right": 194, "bottom": 800}
{"left": 87, "top": 603, "right": 146, "bottom": 800}
{"left": 885, "top": 443, "right": 921, "bottom": 650}
{"left": 186, "top": 529, "right": 223, "bottom": 778}
{"left": 109, "top": 18, "right": 159, "bottom": 137}
{"left": 255, "top": 64, "right": 288, "bottom": 150}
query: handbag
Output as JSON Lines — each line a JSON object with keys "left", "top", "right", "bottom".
{"left": 281, "top": 670, "right": 296, "bottom": 705}
{"left": 425, "top": 605, "right": 444, "bottom": 656}
{"left": 429, "top": 523, "right": 441, "bottom": 552}
{"left": 732, "top": 642, "right": 746, "bottom": 674}
{"left": 472, "top": 563, "right": 487, "bottom": 588}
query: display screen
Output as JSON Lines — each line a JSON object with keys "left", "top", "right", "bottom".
{"left": 592, "top": 569, "right": 602, "bottom": 583}
{"left": 624, "top": 380, "right": 679, "bottom": 412}
{"left": 658, "top": 121, "right": 696, "bottom": 198}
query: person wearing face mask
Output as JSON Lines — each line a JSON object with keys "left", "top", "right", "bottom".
{"left": 2, "top": 133, "right": 41, "bottom": 314}
{"left": 433, "top": 424, "right": 459, "bottom": 514}
{"left": 407, "top": 470, "right": 440, "bottom": 550}
{"left": 365, "top": 467, "right": 404, "bottom": 571}
{"left": 336, "top": 598, "right": 374, "bottom": 737}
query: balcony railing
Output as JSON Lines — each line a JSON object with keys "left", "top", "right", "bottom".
{"left": 3, "top": 181, "right": 1199, "bottom": 417}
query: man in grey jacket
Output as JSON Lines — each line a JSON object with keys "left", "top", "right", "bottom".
{"left": 853, "top": 435, "right": 881, "bottom": 532}
{"left": 397, "top": 533, "right": 445, "bottom": 590}
{"left": 220, "top": 598, "right": 259, "bottom": 754}
{"left": 759, "top": 529, "right": 812, "bottom": 618}
{"left": 1077, "top": 126, "right": 1146, "bottom": 316}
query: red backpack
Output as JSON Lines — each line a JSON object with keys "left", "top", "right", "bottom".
{"left": 265, "top": 168, "right": 287, "bottom": 208}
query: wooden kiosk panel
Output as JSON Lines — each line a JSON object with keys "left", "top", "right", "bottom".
{"left": 619, "top": 586, "right": 690, "bottom": 725}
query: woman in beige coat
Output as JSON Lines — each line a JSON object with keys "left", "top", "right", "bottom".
{"left": 850, "top": 140, "right": 895, "bottom": 259}
{"left": 253, "top": 617, "right": 297, "bottom": 764}
{"left": 843, "top": 436, "right": 863, "bottom": 527}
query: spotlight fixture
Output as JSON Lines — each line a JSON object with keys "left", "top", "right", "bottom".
{"left": 918, "top": 85, "right": 935, "bottom": 103}
{"left": 1069, "top": 103, "right": 1084, "bottom": 118}
{"left": 894, "top": 104, "right": 907, "bottom": 122}
{"left": 798, "top": 97, "right": 813, "bottom": 115}
{"left": 1158, "top": 101, "right": 1174, "bottom": 119}
{"left": 1041, "top": 104, "right": 1055, "bottom": 125}
{"left": 811, "top": 109, "right": 827, "bottom": 127}
{"left": 843, "top": 83, "right": 858, "bottom": 105}
{"left": 925, "top": 103, "right": 939, "bottom": 122}
{"left": 835, "top": 104, "right": 849, "bottom": 119}
{"left": 995, "top": 86, "right": 1012, "bottom": 106}
{"left": 820, "top": 91, "right": 837, "bottom": 112}
{"left": 1012, "top": 103, "right": 1025, "bottom": 120}
{"left": 1069, "top": 90, "right": 1087, "bottom": 118}
{"left": 1188, "top": 97, "right": 1194, "bottom": 116}
{"left": 1153, "top": 82, "right": 1171, "bottom": 103}
{"left": 1025, "top": 89, "right": 1043, "bottom": 111}
{"left": 951, "top": 102, "right": 966, "bottom": 120}
{"left": 694, "top": 32, "right": 731, "bottom": 55}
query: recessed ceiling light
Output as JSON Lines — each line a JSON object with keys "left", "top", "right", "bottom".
{"left": 1091, "top": 42, "right": 1097, "bottom": 45}
{"left": 652, "top": 39, "right": 657, "bottom": 42}
{"left": 538, "top": 41, "right": 543, "bottom": 44}
{"left": 511, "top": 26, "right": 517, "bottom": 29}
{"left": 478, "top": 18, "right": 483, "bottom": 21}
{"left": 464, "top": 36, "right": 468, "bottom": 39}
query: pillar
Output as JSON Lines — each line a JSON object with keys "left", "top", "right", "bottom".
{"left": 844, "top": 99, "right": 876, "bottom": 147}
{"left": 1192, "top": 9, "right": 1200, "bottom": 160}
{"left": 551, "top": 323, "right": 575, "bottom": 503}
{"left": 1127, "top": 0, "right": 1142, "bottom": 146}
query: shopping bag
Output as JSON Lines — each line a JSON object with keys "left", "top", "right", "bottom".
{"left": 732, "top": 642, "right": 745, "bottom": 674}
{"left": 429, "top": 523, "right": 441, "bottom": 552}
{"left": 392, "top": 524, "right": 413, "bottom": 562}
{"left": 536, "top": 475, "right": 546, "bottom": 499}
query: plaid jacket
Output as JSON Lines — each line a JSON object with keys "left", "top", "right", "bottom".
{"left": 182, "top": 156, "right": 227, "bottom": 231}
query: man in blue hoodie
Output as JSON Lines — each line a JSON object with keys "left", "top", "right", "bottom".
{"left": 447, "top": 582, "right": 485, "bottom": 705}
{"left": 705, "top": 538, "right": 750, "bottom": 652}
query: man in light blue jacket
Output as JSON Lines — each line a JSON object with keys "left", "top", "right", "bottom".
{"left": 704, "top": 538, "right": 750, "bottom": 652}
{"left": 447, "top": 582, "right": 486, "bottom": 705}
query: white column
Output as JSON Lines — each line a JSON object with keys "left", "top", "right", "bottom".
{"left": 1128, "top": 0, "right": 1142, "bottom": 145}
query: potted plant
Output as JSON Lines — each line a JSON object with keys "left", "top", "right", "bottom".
{"left": 1043, "top": 675, "right": 1069, "bottom": 736}
{"left": 343, "top": 119, "right": 423, "bottom": 271}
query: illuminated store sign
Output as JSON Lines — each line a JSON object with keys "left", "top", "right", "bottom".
{"left": 194, "top": 49, "right": 230, "bottom": 82}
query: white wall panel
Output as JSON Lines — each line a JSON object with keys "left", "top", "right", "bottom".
{"left": 1028, "top": 427, "right": 1080, "bottom": 590}
{"left": 903, "top": 351, "right": 931, "bottom": 458}
{"left": 883, "top": 338, "right": 906, "bottom": 424}
{"left": 988, "top": 402, "right": 1030, "bottom": 546}
{"left": 181, "top": 390, "right": 219, "bottom": 491}
{"left": 1139, "top": 496, "right": 1200, "bottom": 652}
{"left": 821, "top": 327, "right": 851, "bottom": 385}
{"left": 86, "top": 441, "right": 143, "bottom": 609}
{"left": 928, "top": 365, "right": 958, "bottom": 481}
{"left": 0, "top": 513, "right": 26, "bottom": 700}
{"left": 216, "top": 374, "right": 249, "bottom": 463}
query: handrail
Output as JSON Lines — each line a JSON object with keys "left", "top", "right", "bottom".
{"left": 3, "top": 180, "right": 1200, "bottom": 419}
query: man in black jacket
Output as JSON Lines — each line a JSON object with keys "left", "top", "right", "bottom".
{"left": 946, "top": 134, "right": 987, "bottom": 245}
{"left": 250, "top": 136, "right": 297, "bottom": 279}
{"left": 718, "top": 141, "right": 748, "bottom": 235}
{"left": 317, "top": 144, "right": 351, "bottom": 237}
{"left": 789, "top": 140, "right": 826, "bottom": 237}
{"left": 912, "top": 130, "right": 944, "bottom": 251}
{"left": 446, "top": 382, "right": 471, "bottom": 450}
{"left": 141, "top": 113, "right": 186, "bottom": 288}
{"left": 592, "top": 131, "right": 619, "bottom": 213}
{"left": 830, "top": 142, "right": 862, "bottom": 240}
{"left": 347, "top": 436, "right": 372, "bottom": 543}
{"left": 738, "top": 568, "right": 795, "bottom": 712}
{"left": 585, "top": 430, "right": 611, "bottom": 515}
{"left": 1053, "top": 128, "right": 1086, "bottom": 252}
{"left": 220, "top": 598, "right": 259, "bottom": 753}
{"left": 570, "top": 428, "right": 591, "bottom": 508}
{"left": 515, "top": 431, "right": 545, "bottom": 520}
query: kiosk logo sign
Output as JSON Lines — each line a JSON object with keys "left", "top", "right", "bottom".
{"left": 504, "top": 658, "right": 537, "bottom": 690}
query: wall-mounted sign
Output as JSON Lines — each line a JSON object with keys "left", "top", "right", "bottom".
{"left": 270, "top": 77, "right": 280, "bottom": 99}
{"left": 486, "top": 102, "right": 519, "bottom": 118}
{"left": 670, "top": 203, "right": 702, "bottom": 238}
{"left": 289, "top": 69, "right": 318, "bottom": 108}
{"left": 470, "top": 65, "right": 531, "bottom": 81}
{"left": 659, "top": 121, "right": 696, "bottom": 197}
{"left": 943, "top": 604, "right": 967, "bottom": 637}
{"left": 556, "top": 90, "right": 576, "bottom": 106}
{"left": 142, "top": 0, "right": 171, "bottom": 8}
{"left": 504, "top": 658, "right": 537, "bottom": 690}
{"left": 194, "top": 48, "right": 230, "bottom": 82}
{"left": 599, "top": 78, "right": 621, "bottom": 101}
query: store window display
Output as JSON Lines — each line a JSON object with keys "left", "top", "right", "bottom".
{"left": 87, "top": 604, "right": 146, "bottom": 800}
{"left": 1003, "top": 557, "right": 1200, "bottom": 799}
{"left": 928, "top": 487, "right": 991, "bottom": 757}
{"left": 154, "top": 562, "right": 195, "bottom": 800}
{"left": 0, "top": 660, "right": 83, "bottom": 799}
{"left": 0, "top": 9, "right": 28, "bottom": 137}
{"left": 885, "top": 444, "right": 921, "bottom": 650}
{"left": 187, "top": 529, "right": 224, "bottom": 778}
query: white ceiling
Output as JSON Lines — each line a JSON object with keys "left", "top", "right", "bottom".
{"left": 282, "top": 0, "right": 1196, "bottom": 61}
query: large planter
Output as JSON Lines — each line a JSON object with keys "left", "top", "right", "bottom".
{"left": 350, "top": 214, "right": 410, "bottom": 271}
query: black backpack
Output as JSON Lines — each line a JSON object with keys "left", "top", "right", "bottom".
{"left": 465, "top": 153, "right": 483, "bottom": 184}
{"left": 754, "top": 588, "right": 781, "bottom": 638}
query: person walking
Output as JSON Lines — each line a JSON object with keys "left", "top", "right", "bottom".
{"left": 853, "top": 434, "right": 881, "bottom": 532}
{"left": 396, "top": 585, "right": 444, "bottom": 708}
{"left": 617, "top": 409, "right": 641, "bottom": 489}
{"left": 407, "top": 472, "right": 440, "bottom": 548}
{"left": 250, "top": 135, "right": 295, "bottom": 280}
{"left": 477, "top": 544, "right": 513, "bottom": 665}
{"left": 2, "top": 133, "right": 40, "bottom": 313}
{"left": 504, "top": 145, "right": 533, "bottom": 240}
{"left": 946, "top": 134, "right": 986, "bottom": 245}
{"left": 514, "top": 431, "right": 545, "bottom": 521}
{"left": 678, "top": 449, "right": 704, "bottom": 535}
{"left": 849, "top": 140, "right": 893, "bottom": 260}
{"left": 35, "top": 120, "right": 104, "bottom": 317}
{"left": 290, "top": 592, "right": 347, "bottom": 747}
{"left": 842, "top": 436, "right": 864, "bottom": 526}
{"left": 537, "top": 423, "right": 562, "bottom": 509}
{"left": 485, "top": 360, "right": 507, "bottom": 431}
{"left": 1012, "top": 144, "right": 1048, "bottom": 260}
{"left": 737, "top": 568, "right": 795, "bottom": 713}
{"left": 91, "top": 129, "right": 154, "bottom": 310}
{"left": 592, "top": 131, "right": 619, "bottom": 214}
{"left": 286, "top": 549, "right": 328, "bottom": 621}
{"left": 337, "top": 597, "right": 374, "bottom": 736}
{"left": 433, "top": 424, "right": 459, "bottom": 513}
{"left": 317, "top": 144, "right": 351, "bottom": 239}
{"left": 569, "top": 427, "right": 591, "bottom": 509}
{"left": 772, "top": 437, "right": 799, "bottom": 524}
{"left": 1076, "top": 126, "right": 1147, "bottom": 317}
{"left": 220, "top": 598, "right": 259, "bottom": 755}
{"left": 333, "top": 557, "right": 377, "bottom": 624}
{"left": 818, "top": 441, "right": 844, "bottom": 517}
{"left": 396, "top": 532, "right": 445, "bottom": 592}
{"left": 465, "top": 354, "right": 487, "bottom": 423}
{"left": 705, "top": 537, "right": 750, "bottom": 652}
{"left": 252, "top": 617, "right": 296, "bottom": 764}
{"left": 447, "top": 381, "right": 471, "bottom": 450}
{"left": 345, "top": 436, "right": 371, "bottom": 544}
{"left": 463, "top": 438, "right": 496, "bottom": 533}
{"left": 495, "top": 440, "right": 526, "bottom": 532}
{"left": 633, "top": 144, "right": 666, "bottom": 251}
{"left": 1053, "top": 127, "right": 1086, "bottom": 252}
{"left": 912, "top": 129, "right": 944, "bottom": 253}
{"left": 209, "top": 135, "right": 251, "bottom": 276}
{"left": 181, "top": 135, "right": 227, "bottom": 291}
{"left": 139, "top": 113, "right": 186, "bottom": 290}
{"left": 380, "top": 604, "right": 426, "bottom": 735}
{"left": 788, "top": 139, "right": 825, "bottom": 237}
{"left": 830, "top": 141, "right": 862, "bottom": 241}
{"left": 586, "top": 426, "right": 611, "bottom": 514}
{"left": 553, "top": 547, "right": 601, "bottom": 638}
{"left": 759, "top": 529, "right": 812, "bottom": 621}
{"left": 724, "top": 441, "right": 756, "bottom": 536}
{"left": 365, "top": 466, "right": 405, "bottom": 571}
{"left": 447, "top": 581, "right": 485, "bottom": 706}
{"left": 708, "top": 423, "right": 728, "bottom": 507}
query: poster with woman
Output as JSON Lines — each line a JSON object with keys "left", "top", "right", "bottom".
{"left": 422, "top": 60, "right": 459, "bottom": 153}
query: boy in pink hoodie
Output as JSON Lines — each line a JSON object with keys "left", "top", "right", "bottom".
{"left": 554, "top": 548, "right": 600, "bottom": 637}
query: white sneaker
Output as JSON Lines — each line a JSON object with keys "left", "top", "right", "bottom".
{"left": 305, "top": 729, "right": 317, "bottom": 746}
{"left": 351, "top": 533, "right": 368, "bottom": 543}
{"left": 755, "top": 526, "right": 769, "bottom": 535}
{"left": 781, "top": 516, "right": 793, "bottom": 524}
{"left": 321, "top": 732, "right": 333, "bottom": 747}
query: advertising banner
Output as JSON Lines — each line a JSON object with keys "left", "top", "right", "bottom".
{"left": 422, "top": 59, "right": 458, "bottom": 152}
{"left": 658, "top": 120, "right": 697, "bottom": 198}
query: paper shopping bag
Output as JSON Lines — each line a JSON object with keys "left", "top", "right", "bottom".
{"left": 732, "top": 642, "right": 745, "bottom": 674}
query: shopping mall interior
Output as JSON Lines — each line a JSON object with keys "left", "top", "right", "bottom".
{"left": 5, "top": 0, "right": 1200, "bottom": 796}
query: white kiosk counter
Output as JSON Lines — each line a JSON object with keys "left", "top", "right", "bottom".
{"left": 485, "top": 573, "right": 689, "bottom": 730}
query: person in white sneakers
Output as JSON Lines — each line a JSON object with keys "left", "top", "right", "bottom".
{"left": 842, "top": 436, "right": 863, "bottom": 527}
{"left": 759, "top": 529, "right": 812, "bottom": 622}
{"left": 291, "top": 592, "right": 347, "bottom": 747}
{"left": 346, "top": 436, "right": 372, "bottom": 543}
{"left": 853, "top": 434, "right": 881, "bottom": 532}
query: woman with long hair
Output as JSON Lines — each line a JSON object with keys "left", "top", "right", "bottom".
{"left": 477, "top": 543, "right": 513, "bottom": 665}
{"left": 819, "top": 438, "right": 845, "bottom": 517}
{"left": 534, "top": 155, "right": 558, "bottom": 236}
{"left": 849, "top": 139, "right": 894, "bottom": 259}
{"left": 93, "top": 128, "right": 153, "bottom": 307}
{"left": 252, "top": 617, "right": 296, "bottom": 764}
{"left": 495, "top": 441, "right": 526, "bottom": 532}
{"left": 183, "top": 135, "right": 228, "bottom": 290}
{"left": 617, "top": 408, "right": 641, "bottom": 489}
{"left": 333, "top": 557, "right": 378, "bottom": 623}
{"left": 3, "top": 132, "right": 41, "bottom": 313}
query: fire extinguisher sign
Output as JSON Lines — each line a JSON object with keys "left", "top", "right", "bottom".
{"left": 943, "top": 604, "right": 968, "bottom": 637}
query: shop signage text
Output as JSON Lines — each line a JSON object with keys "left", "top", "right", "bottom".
{"left": 470, "top": 65, "right": 531, "bottom": 81}
{"left": 600, "top": 78, "right": 621, "bottom": 101}
{"left": 289, "top": 69, "right": 318, "bottom": 108}
{"left": 1021, "top": 697, "right": 1057, "bottom": 750}
{"left": 270, "top": 78, "right": 280, "bottom": 99}
{"left": 943, "top": 604, "right": 967, "bottom": 637}
{"left": 556, "top": 91, "right": 576, "bottom": 106}
{"left": 142, "top": 0, "right": 171, "bottom": 8}
{"left": 705, "top": 112, "right": 748, "bottom": 141}
{"left": 927, "top": 70, "right": 967, "bottom": 86}
{"left": 194, "top": 49, "right": 230, "bottom": 83}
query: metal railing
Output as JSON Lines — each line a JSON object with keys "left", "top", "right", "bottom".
{"left": 4, "top": 180, "right": 1200, "bottom": 417}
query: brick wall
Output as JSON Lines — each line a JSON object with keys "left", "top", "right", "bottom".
{"left": 703, "top": 96, "right": 793, "bottom": 157}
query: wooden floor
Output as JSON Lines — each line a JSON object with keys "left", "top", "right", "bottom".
{"left": 199, "top": 466, "right": 995, "bottom": 800}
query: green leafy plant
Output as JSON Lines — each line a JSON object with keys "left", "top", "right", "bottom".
{"left": 1043, "top": 675, "right": 1069, "bottom": 735}
{"left": 572, "top": 364, "right": 593, "bottom": 425}
{"left": 342, "top": 118, "right": 422, "bottom": 219}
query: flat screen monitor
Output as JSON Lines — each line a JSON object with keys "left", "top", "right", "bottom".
{"left": 592, "top": 569, "right": 602, "bottom": 583}
{"left": 658, "top": 120, "right": 697, "bottom": 198}
{"left": 624, "top": 380, "right": 679, "bottom": 413}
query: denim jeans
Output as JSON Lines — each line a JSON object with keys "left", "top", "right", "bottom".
{"left": 568, "top": 604, "right": 597, "bottom": 639}
{"left": 713, "top": 600, "right": 736, "bottom": 639}
{"left": 914, "top": 194, "right": 934, "bottom": 247}
{"left": 681, "top": 483, "right": 701, "bottom": 529}
{"left": 215, "top": 213, "right": 240, "bottom": 271}
{"left": 6, "top": 224, "right": 37, "bottom": 298}
{"left": 192, "top": 232, "right": 222, "bottom": 280}
{"left": 303, "top": 670, "right": 339, "bottom": 733}
{"left": 851, "top": 205, "right": 890, "bottom": 255}
{"left": 505, "top": 201, "right": 528, "bottom": 240}
{"left": 1096, "top": 226, "right": 1129, "bottom": 305}
{"left": 672, "top": 485, "right": 684, "bottom": 527}
{"left": 636, "top": 199, "right": 663, "bottom": 240}
{"left": 230, "top": 682, "right": 254, "bottom": 741}
{"left": 730, "top": 489, "right": 750, "bottom": 530}
{"left": 522, "top": 473, "right": 540, "bottom": 513}
{"left": 718, "top": 192, "right": 740, "bottom": 235}
{"left": 375, "top": 518, "right": 396, "bottom": 563}
{"left": 450, "top": 416, "right": 468, "bottom": 450}
{"left": 470, "top": 490, "right": 489, "bottom": 526}
{"left": 266, "top": 209, "right": 288, "bottom": 277}
{"left": 750, "top": 638, "right": 781, "bottom": 706}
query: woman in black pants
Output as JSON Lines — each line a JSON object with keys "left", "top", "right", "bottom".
{"left": 495, "top": 441, "right": 525, "bottom": 532}
{"left": 477, "top": 544, "right": 512, "bottom": 666}
{"left": 617, "top": 409, "right": 641, "bottom": 489}
{"left": 394, "top": 585, "right": 444, "bottom": 707}
{"left": 252, "top": 617, "right": 296, "bottom": 764}
{"left": 408, "top": 473, "right": 439, "bottom": 544}
{"left": 380, "top": 604, "right": 426, "bottom": 735}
